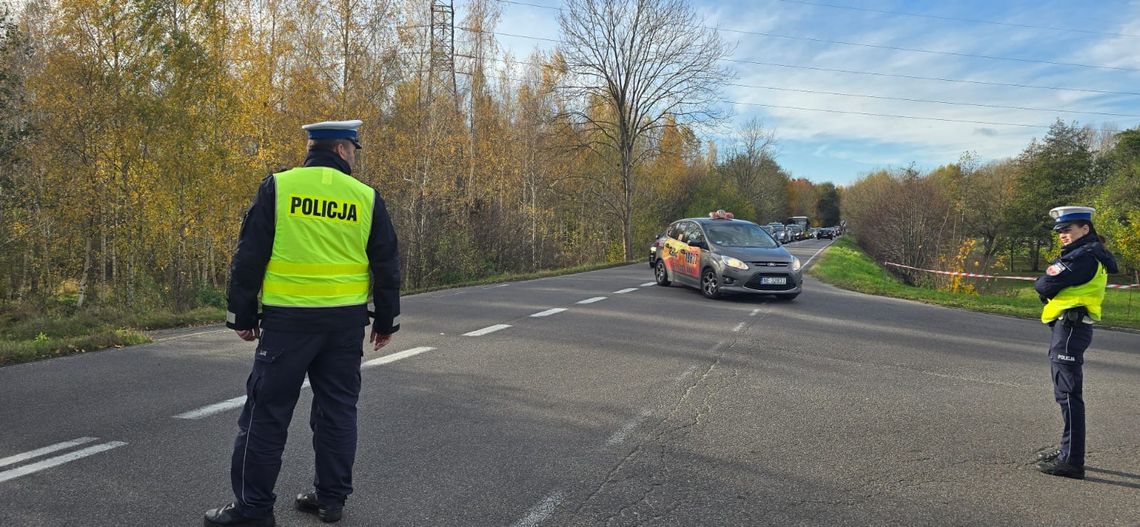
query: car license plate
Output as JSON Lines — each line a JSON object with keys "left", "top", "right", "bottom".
{"left": 761, "top": 276, "right": 787, "bottom": 285}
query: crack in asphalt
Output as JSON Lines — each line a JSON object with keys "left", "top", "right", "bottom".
{"left": 571, "top": 305, "right": 773, "bottom": 526}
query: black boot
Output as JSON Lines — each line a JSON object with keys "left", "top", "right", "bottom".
{"left": 1036, "top": 448, "right": 1061, "bottom": 462}
{"left": 295, "top": 492, "right": 344, "bottom": 523}
{"left": 1036, "top": 458, "right": 1085, "bottom": 479}
{"left": 204, "top": 503, "right": 275, "bottom": 527}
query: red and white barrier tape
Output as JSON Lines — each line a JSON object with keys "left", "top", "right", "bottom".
{"left": 883, "top": 262, "right": 1140, "bottom": 289}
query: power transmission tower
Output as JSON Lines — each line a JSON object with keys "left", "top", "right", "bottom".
{"left": 429, "top": 0, "right": 459, "bottom": 106}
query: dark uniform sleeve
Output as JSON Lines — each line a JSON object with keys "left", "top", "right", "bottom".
{"left": 367, "top": 192, "right": 401, "bottom": 334}
{"left": 226, "top": 176, "right": 276, "bottom": 330}
{"left": 1034, "top": 250, "right": 1098, "bottom": 300}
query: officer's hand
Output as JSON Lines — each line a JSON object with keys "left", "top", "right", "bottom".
{"left": 370, "top": 330, "right": 392, "bottom": 351}
{"left": 235, "top": 328, "right": 261, "bottom": 341}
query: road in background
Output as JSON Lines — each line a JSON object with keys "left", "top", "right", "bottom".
{"left": 2, "top": 238, "right": 1138, "bottom": 526}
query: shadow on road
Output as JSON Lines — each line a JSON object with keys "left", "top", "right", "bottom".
{"left": 1083, "top": 467, "right": 1140, "bottom": 490}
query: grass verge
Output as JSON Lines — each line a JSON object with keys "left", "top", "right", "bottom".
{"left": 0, "top": 260, "right": 637, "bottom": 366}
{"left": 809, "top": 236, "right": 1140, "bottom": 331}
{"left": 0, "top": 306, "right": 225, "bottom": 367}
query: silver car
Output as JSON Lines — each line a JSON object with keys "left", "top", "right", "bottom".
{"left": 654, "top": 215, "right": 803, "bottom": 299}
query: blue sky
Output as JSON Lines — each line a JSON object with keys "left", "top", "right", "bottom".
{"left": 476, "top": 0, "right": 1140, "bottom": 186}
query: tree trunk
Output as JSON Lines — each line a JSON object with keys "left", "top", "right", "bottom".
{"left": 77, "top": 237, "right": 93, "bottom": 309}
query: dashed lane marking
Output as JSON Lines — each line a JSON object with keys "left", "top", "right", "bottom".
{"left": 733, "top": 322, "right": 746, "bottom": 333}
{"left": 750, "top": 309, "right": 761, "bottom": 317}
{"left": 0, "top": 437, "right": 98, "bottom": 469}
{"left": 607, "top": 409, "right": 652, "bottom": 446}
{"left": 362, "top": 347, "right": 435, "bottom": 368}
{"left": 0, "top": 440, "right": 127, "bottom": 483}
{"left": 174, "top": 396, "right": 248, "bottom": 420}
{"left": 640, "top": 282, "right": 656, "bottom": 287}
{"left": 530, "top": 308, "right": 567, "bottom": 318}
{"left": 577, "top": 297, "right": 607, "bottom": 304}
{"left": 510, "top": 491, "right": 564, "bottom": 527}
{"left": 463, "top": 324, "right": 512, "bottom": 337}
{"left": 175, "top": 347, "right": 437, "bottom": 419}
{"left": 613, "top": 288, "right": 638, "bottom": 294}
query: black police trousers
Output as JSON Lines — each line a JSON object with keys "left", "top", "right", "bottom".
{"left": 1048, "top": 319, "right": 1091, "bottom": 467}
{"left": 230, "top": 327, "right": 364, "bottom": 518}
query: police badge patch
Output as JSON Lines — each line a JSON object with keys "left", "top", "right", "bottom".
{"left": 1046, "top": 262, "right": 1068, "bottom": 276}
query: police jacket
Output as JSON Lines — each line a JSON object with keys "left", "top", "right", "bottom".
{"left": 226, "top": 150, "right": 401, "bottom": 334}
{"left": 1034, "top": 231, "right": 1118, "bottom": 301}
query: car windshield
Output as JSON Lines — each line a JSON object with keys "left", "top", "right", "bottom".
{"left": 705, "top": 223, "right": 778, "bottom": 248}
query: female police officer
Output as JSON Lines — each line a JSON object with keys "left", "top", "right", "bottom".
{"left": 1033, "top": 206, "right": 1117, "bottom": 479}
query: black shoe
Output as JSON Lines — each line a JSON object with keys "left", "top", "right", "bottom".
{"left": 1036, "top": 449, "right": 1061, "bottom": 462}
{"left": 295, "top": 492, "right": 344, "bottom": 523}
{"left": 1036, "top": 459, "right": 1085, "bottom": 479}
{"left": 204, "top": 503, "right": 275, "bottom": 527}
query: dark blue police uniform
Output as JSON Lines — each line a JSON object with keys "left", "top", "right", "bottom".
{"left": 206, "top": 123, "right": 400, "bottom": 525}
{"left": 1033, "top": 215, "right": 1117, "bottom": 478}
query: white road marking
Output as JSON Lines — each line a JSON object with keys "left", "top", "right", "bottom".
{"left": 464, "top": 324, "right": 512, "bottom": 337}
{"left": 174, "top": 395, "right": 248, "bottom": 420}
{"left": 577, "top": 297, "right": 607, "bottom": 304}
{"left": 674, "top": 365, "right": 698, "bottom": 381}
{"left": 510, "top": 491, "right": 564, "bottom": 527}
{"left": 153, "top": 329, "right": 228, "bottom": 342}
{"left": 607, "top": 409, "right": 652, "bottom": 446}
{"left": 530, "top": 308, "right": 567, "bottom": 318}
{"left": 0, "top": 437, "right": 99, "bottom": 469}
{"left": 802, "top": 240, "right": 834, "bottom": 268}
{"left": 362, "top": 347, "right": 435, "bottom": 368}
{"left": 0, "top": 441, "right": 127, "bottom": 483}
{"left": 640, "top": 282, "right": 656, "bottom": 287}
{"left": 733, "top": 322, "right": 746, "bottom": 333}
{"left": 613, "top": 288, "right": 638, "bottom": 294}
{"left": 175, "top": 347, "right": 437, "bottom": 420}
{"left": 750, "top": 309, "right": 761, "bottom": 317}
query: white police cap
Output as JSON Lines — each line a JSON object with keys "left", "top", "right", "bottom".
{"left": 1049, "top": 206, "right": 1095, "bottom": 230}
{"left": 302, "top": 120, "right": 363, "bottom": 146}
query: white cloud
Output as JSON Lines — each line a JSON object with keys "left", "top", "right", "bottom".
{"left": 481, "top": 0, "right": 1140, "bottom": 182}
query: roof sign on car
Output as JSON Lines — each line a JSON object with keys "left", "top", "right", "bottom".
{"left": 709, "top": 210, "right": 734, "bottom": 220}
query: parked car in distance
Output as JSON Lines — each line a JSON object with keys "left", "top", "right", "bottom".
{"left": 817, "top": 227, "right": 834, "bottom": 239}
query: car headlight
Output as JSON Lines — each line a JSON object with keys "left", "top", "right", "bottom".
{"left": 723, "top": 256, "right": 749, "bottom": 270}
{"left": 791, "top": 257, "right": 802, "bottom": 272}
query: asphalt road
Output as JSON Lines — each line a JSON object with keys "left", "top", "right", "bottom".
{"left": 2, "top": 238, "right": 1138, "bottom": 526}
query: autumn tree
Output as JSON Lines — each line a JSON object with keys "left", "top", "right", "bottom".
{"left": 558, "top": 0, "right": 732, "bottom": 260}
{"left": 719, "top": 118, "right": 788, "bottom": 223}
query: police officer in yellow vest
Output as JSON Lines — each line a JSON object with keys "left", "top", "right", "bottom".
{"left": 205, "top": 120, "right": 400, "bottom": 526}
{"left": 1032, "top": 206, "right": 1117, "bottom": 480}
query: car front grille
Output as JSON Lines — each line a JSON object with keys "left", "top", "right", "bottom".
{"left": 750, "top": 261, "right": 788, "bottom": 267}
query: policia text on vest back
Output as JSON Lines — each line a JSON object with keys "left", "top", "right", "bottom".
{"left": 263, "top": 166, "right": 376, "bottom": 308}
{"left": 223, "top": 148, "right": 401, "bottom": 335}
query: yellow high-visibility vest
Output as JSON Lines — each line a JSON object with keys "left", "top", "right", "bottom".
{"left": 1041, "top": 262, "right": 1106, "bottom": 323}
{"left": 261, "top": 166, "right": 375, "bottom": 307}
